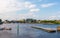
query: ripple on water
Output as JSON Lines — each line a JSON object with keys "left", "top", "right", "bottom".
{"left": 0, "top": 23, "right": 60, "bottom": 38}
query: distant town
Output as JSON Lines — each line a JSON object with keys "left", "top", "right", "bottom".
{"left": 0, "top": 19, "right": 60, "bottom": 24}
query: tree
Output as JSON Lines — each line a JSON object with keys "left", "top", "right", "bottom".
{"left": 0, "top": 19, "right": 3, "bottom": 24}
{"left": 5, "top": 20, "right": 11, "bottom": 23}
{"left": 25, "top": 19, "right": 37, "bottom": 23}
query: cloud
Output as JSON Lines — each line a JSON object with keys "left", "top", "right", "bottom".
{"left": 47, "top": 15, "right": 60, "bottom": 20}
{"left": 41, "top": 3, "right": 56, "bottom": 8}
{"left": 0, "top": 0, "right": 24, "bottom": 20}
{"left": 17, "top": 12, "right": 36, "bottom": 20}
{"left": 24, "top": 1, "right": 36, "bottom": 9}
{"left": 17, "top": 8, "right": 40, "bottom": 20}
{"left": 0, "top": 0, "right": 24, "bottom": 13}
{"left": 24, "top": 1, "right": 40, "bottom": 12}
{"left": 0, "top": 0, "right": 40, "bottom": 20}
{"left": 30, "top": 8, "right": 40, "bottom": 12}
{"left": 48, "top": 16, "right": 56, "bottom": 20}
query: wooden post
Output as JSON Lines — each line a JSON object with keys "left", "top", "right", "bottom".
{"left": 17, "top": 23, "right": 19, "bottom": 38}
{"left": 57, "top": 26, "right": 60, "bottom": 31}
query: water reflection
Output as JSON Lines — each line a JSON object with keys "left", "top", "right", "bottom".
{"left": 0, "top": 23, "right": 60, "bottom": 38}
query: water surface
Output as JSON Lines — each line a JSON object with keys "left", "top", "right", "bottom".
{"left": 0, "top": 23, "right": 60, "bottom": 38}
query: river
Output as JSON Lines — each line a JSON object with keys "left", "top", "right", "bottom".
{"left": 0, "top": 23, "right": 60, "bottom": 38}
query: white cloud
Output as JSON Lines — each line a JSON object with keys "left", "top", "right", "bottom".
{"left": 45, "top": 11, "right": 60, "bottom": 20}
{"left": 0, "top": 0, "right": 40, "bottom": 20}
{"left": 41, "top": 3, "right": 56, "bottom": 8}
{"left": 30, "top": 8, "right": 40, "bottom": 12}
{"left": 24, "top": 1, "right": 36, "bottom": 9}
{"left": 47, "top": 16, "right": 60, "bottom": 20}
{"left": 48, "top": 16, "right": 56, "bottom": 20}
{"left": 24, "top": 2, "right": 40, "bottom": 13}
{"left": 0, "top": 0, "right": 24, "bottom": 13}
{"left": 18, "top": 12, "right": 36, "bottom": 20}
{"left": 0, "top": 0, "right": 24, "bottom": 20}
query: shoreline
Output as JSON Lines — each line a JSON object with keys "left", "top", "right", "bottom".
{"left": 3, "top": 23, "right": 60, "bottom": 24}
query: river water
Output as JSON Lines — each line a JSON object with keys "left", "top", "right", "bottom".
{"left": 0, "top": 23, "right": 60, "bottom": 38}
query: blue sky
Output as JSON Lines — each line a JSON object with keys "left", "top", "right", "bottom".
{"left": 0, "top": 0, "right": 60, "bottom": 20}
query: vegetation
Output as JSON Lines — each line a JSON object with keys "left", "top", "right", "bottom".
{"left": 2, "top": 19, "right": 60, "bottom": 24}
{"left": 0, "top": 19, "right": 3, "bottom": 24}
{"left": 39, "top": 20, "right": 60, "bottom": 24}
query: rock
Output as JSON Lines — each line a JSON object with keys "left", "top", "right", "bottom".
{"left": 4, "top": 28, "right": 12, "bottom": 30}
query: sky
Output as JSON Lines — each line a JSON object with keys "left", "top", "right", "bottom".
{"left": 0, "top": 0, "right": 60, "bottom": 20}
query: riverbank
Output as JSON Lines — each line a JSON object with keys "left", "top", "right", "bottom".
{"left": 2, "top": 19, "right": 60, "bottom": 24}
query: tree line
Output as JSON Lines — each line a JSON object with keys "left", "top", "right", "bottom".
{"left": 0, "top": 19, "right": 60, "bottom": 24}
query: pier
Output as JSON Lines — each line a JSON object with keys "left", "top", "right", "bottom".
{"left": 32, "top": 26, "right": 56, "bottom": 33}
